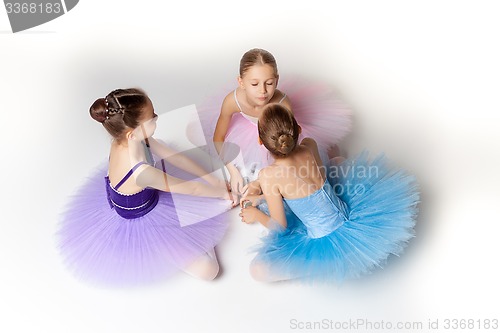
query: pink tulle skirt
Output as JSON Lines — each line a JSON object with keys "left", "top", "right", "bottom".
{"left": 188, "top": 76, "right": 352, "bottom": 180}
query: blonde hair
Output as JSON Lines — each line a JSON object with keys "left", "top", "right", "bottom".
{"left": 239, "top": 48, "right": 278, "bottom": 77}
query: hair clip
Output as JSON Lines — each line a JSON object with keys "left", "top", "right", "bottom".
{"left": 104, "top": 96, "right": 110, "bottom": 117}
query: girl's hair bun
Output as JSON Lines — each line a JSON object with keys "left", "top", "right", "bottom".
{"left": 89, "top": 98, "right": 107, "bottom": 123}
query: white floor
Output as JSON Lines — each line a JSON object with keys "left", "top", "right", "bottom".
{"left": 1, "top": 1, "right": 500, "bottom": 332}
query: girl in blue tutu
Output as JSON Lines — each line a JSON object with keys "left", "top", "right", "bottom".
{"left": 57, "top": 88, "right": 233, "bottom": 287}
{"left": 239, "top": 103, "right": 419, "bottom": 282}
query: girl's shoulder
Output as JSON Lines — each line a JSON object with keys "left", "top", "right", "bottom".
{"left": 274, "top": 88, "right": 286, "bottom": 98}
{"left": 298, "top": 137, "right": 319, "bottom": 151}
{"left": 273, "top": 89, "right": 291, "bottom": 109}
{"left": 220, "top": 89, "right": 240, "bottom": 116}
{"left": 257, "top": 163, "right": 282, "bottom": 182}
{"left": 257, "top": 164, "right": 286, "bottom": 196}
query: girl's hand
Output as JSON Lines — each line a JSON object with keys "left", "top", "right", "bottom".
{"left": 200, "top": 174, "right": 235, "bottom": 206}
{"left": 239, "top": 206, "right": 259, "bottom": 224}
{"left": 240, "top": 194, "right": 264, "bottom": 208}
{"left": 212, "top": 186, "right": 238, "bottom": 208}
{"left": 222, "top": 189, "right": 235, "bottom": 205}
{"left": 229, "top": 171, "right": 245, "bottom": 198}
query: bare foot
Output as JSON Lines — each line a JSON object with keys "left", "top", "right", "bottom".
{"left": 327, "top": 144, "right": 340, "bottom": 159}
{"left": 328, "top": 144, "right": 346, "bottom": 165}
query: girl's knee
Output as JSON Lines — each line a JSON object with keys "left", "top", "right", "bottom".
{"left": 184, "top": 254, "right": 220, "bottom": 281}
{"left": 198, "top": 257, "right": 219, "bottom": 281}
{"left": 249, "top": 261, "right": 271, "bottom": 282}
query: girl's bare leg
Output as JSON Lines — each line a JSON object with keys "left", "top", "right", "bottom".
{"left": 182, "top": 248, "right": 219, "bottom": 281}
{"left": 249, "top": 259, "right": 295, "bottom": 282}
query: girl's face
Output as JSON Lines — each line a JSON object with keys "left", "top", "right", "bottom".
{"left": 239, "top": 64, "right": 278, "bottom": 107}
{"left": 131, "top": 98, "right": 158, "bottom": 141}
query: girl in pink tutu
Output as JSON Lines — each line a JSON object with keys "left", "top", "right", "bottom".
{"left": 192, "top": 48, "right": 352, "bottom": 202}
{"left": 57, "top": 88, "right": 232, "bottom": 287}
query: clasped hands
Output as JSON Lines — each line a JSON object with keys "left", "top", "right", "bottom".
{"left": 238, "top": 180, "right": 264, "bottom": 224}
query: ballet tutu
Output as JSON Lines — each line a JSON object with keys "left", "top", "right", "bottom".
{"left": 253, "top": 152, "right": 419, "bottom": 282}
{"left": 56, "top": 163, "right": 231, "bottom": 287}
{"left": 188, "top": 76, "right": 352, "bottom": 180}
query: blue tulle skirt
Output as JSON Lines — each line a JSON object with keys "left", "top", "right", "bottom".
{"left": 253, "top": 152, "right": 419, "bottom": 282}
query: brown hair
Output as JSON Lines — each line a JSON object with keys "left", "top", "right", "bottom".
{"left": 89, "top": 88, "right": 148, "bottom": 141}
{"left": 258, "top": 104, "right": 299, "bottom": 158}
{"left": 239, "top": 48, "right": 278, "bottom": 77}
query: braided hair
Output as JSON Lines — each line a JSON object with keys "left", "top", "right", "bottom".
{"left": 90, "top": 88, "right": 148, "bottom": 141}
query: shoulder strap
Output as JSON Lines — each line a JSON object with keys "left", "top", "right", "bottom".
{"left": 234, "top": 89, "right": 243, "bottom": 112}
{"left": 278, "top": 93, "right": 287, "bottom": 103}
{"left": 114, "top": 161, "right": 147, "bottom": 190}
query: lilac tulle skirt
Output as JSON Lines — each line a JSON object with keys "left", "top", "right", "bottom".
{"left": 56, "top": 163, "right": 231, "bottom": 287}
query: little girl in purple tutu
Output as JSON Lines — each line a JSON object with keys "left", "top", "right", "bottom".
{"left": 57, "top": 88, "right": 232, "bottom": 287}
{"left": 191, "top": 48, "right": 352, "bottom": 202}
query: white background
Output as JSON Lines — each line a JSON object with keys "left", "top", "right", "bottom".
{"left": 1, "top": 1, "right": 499, "bottom": 332}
